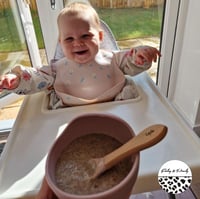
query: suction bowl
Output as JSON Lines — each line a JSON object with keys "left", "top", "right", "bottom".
{"left": 45, "top": 113, "right": 139, "bottom": 199}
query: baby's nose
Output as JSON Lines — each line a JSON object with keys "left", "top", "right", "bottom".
{"left": 73, "top": 39, "right": 84, "bottom": 47}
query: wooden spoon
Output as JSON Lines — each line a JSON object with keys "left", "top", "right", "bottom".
{"left": 89, "top": 124, "right": 167, "bottom": 179}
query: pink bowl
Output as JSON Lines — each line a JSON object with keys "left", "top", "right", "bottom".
{"left": 45, "top": 113, "right": 139, "bottom": 199}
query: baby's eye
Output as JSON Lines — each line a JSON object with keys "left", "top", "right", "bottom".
{"left": 81, "top": 34, "right": 92, "bottom": 39}
{"left": 65, "top": 37, "right": 74, "bottom": 43}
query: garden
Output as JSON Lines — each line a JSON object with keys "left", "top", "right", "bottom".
{"left": 0, "top": 6, "right": 163, "bottom": 52}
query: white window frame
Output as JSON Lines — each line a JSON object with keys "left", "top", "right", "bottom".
{"left": 158, "top": 0, "right": 200, "bottom": 133}
{"left": 157, "top": 0, "right": 181, "bottom": 95}
{"left": 36, "top": 0, "right": 64, "bottom": 63}
{"left": 16, "top": 0, "right": 42, "bottom": 68}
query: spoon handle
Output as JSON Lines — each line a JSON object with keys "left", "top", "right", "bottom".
{"left": 104, "top": 124, "right": 167, "bottom": 170}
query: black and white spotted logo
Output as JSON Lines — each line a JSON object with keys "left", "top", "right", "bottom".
{"left": 158, "top": 160, "right": 192, "bottom": 194}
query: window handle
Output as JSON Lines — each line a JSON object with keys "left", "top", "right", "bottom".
{"left": 50, "top": 0, "right": 56, "bottom": 10}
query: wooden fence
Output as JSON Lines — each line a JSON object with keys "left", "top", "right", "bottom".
{"left": 0, "top": 0, "right": 37, "bottom": 10}
{"left": 0, "top": 0, "right": 9, "bottom": 9}
{"left": 0, "top": 0, "right": 164, "bottom": 10}
{"left": 90, "top": 0, "right": 164, "bottom": 8}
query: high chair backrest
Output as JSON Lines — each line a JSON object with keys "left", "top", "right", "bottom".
{"left": 54, "top": 20, "right": 119, "bottom": 60}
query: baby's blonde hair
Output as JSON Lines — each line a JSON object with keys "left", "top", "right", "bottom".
{"left": 57, "top": 2, "right": 101, "bottom": 32}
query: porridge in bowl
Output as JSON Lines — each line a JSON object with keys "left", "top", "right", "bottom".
{"left": 55, "top": 133, "right": 132, "bottom": 195}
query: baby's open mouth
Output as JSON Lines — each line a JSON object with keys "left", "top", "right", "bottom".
{"left": 75, "top": 50, "right": 88, "bottom": 55}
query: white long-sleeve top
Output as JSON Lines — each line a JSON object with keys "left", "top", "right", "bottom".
{"left": 8, "top": 49, "right": 151, "bottom": 109}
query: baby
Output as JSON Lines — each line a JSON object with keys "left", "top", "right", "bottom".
{"left": 0, "top": 2, "right": 160, "bottom": 109}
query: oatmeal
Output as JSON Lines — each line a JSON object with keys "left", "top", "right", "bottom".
{"left": 55, "top": 133, "right": 132, "bottom": 195}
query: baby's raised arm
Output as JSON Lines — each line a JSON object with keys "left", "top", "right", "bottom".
{"left": 0, "top": 73, "right": 20, "bottom": 92}
{"left": 114, "top": 45, "right": 161, "bottom": 76}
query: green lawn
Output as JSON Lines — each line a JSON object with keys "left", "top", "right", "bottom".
{"left": 97, "top": 7, "right": 163, "bottom": 40}
{"left": 0, "top": 7, "right": 163, "bottom": 52}
{"left": 0, "top": 9, "right": 45, "bottom": 52}
{"left": 0, "top": 9, "right": 25, "bottom": 52}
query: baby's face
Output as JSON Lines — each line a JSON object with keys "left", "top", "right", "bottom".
{"left": 59, "top": 14, "right": 103, "bottom": 64}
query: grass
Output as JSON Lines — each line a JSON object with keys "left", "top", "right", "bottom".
{"left": 0, "top": 9, "right": 25, "bottom": 52}
{"left": 97, "top": 7, "right": 162, "bottom": 40}
{"left": 0, "top": 7, "right": 163, "bottom": 52}
{"left": 0, "top": 9, "right": 44, "bottom": 52}
{"left": 31, "top": 10, "right": 45, "bottom": 49}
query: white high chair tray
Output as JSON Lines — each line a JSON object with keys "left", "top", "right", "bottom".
{"left": 0, "top": 73, "right": 200, "bottom": 199}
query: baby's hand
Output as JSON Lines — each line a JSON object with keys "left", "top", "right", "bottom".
{"left": 0, "top": 73, "right": 20, "bottom": 91}
{"left": 134, "top": 46, "right": 161, "bottom": 66}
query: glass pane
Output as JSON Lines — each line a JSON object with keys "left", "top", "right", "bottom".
{"left": 0, "top": 1, "right": 32, "bottom": 74}
{"left": 29, "top": 0, "right": 48, "bottom": 65}
{"left": 92, "top": 0, "right": 165, "bottom": 82}
{"left": 0, "top": 1, "right": 29, "bottom": 121}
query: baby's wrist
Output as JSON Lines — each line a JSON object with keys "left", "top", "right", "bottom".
{"left": 7, "top": 67, "right": 21, "bottom": 77}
